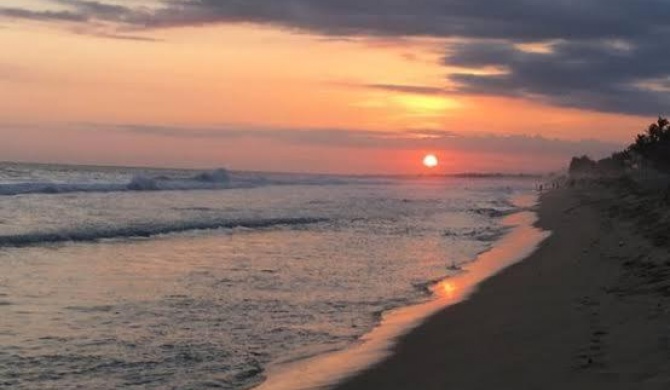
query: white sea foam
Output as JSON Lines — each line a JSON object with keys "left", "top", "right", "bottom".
{"left": 0, "top": 168, "right": 236, "bottom": 195}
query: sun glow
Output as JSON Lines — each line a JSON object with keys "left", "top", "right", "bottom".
{"left": 439, "top": 281, "right": 457, "bottom": 298}
{"left": 395, "top": 95, "right": 461, "bottom": 117}
{"left": 423, "top": 154, "right": 439, "bottom": 168}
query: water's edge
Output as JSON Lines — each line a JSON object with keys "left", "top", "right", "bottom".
{"left": 253, "top": 194, "right": 551, "bottom": 390}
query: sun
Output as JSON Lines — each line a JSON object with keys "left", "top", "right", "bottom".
{"left": 423, "top": 154, "right": 439, "bottom": 168}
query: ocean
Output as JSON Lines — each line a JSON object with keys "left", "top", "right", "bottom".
{"left": 0, "top": 162, "right": 537, "bottom": 389}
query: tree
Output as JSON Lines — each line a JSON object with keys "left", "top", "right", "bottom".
{"left": 628, "top": 116, "right": 670, "bottom": 172}
{"left": 569, "top": 155, "right": 596, "bottom": 175}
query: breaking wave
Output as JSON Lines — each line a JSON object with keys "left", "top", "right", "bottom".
{"left": 442, "top": 225, "right": 511, "bottom": 242}
{"left": 0, "top": 169, "right": 233, "bottom": 196}
{"left": 0, "top": 217, "right": 328, "bottom": 248}
{"left": 0, "top": 168, "right": 360, "bottom": 196}
{"left": 471, "top": 207, "right": 519, "bottom": 218}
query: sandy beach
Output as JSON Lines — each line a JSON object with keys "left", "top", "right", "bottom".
{"left": 4, "top": 1, "right": 670, "bottom": 388}
{"left": 334, "top": 185, "right": 670, "bottom": 389}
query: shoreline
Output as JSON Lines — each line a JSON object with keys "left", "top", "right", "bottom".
{"left": 255, "top": 193, "right": 549, "bottom": 390}
{"left": 332, "top": 186, "right": 670, "bottom": 389}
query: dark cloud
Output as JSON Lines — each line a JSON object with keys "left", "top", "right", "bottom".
{"left": 53, "top": 0, "right": 128, "bottom": 17}
{"left": 56, "top": 0, "right": 665, "bottom": 42}
{"left": 0, "top": 7, "right": 87, "bottom": 22}
{"left": 446, "top": 39, "right": 670, "bottom": 115}
{"left": 5, "top": 1, "right": 666, "bottom": 42}
{"left": 85, "top": 0, "right": 670, "bottom": 41}
{"left": 93, "top": 123, "right": 621, "bottom": 158}
{"left": 3, "top": 0, "right": 670, "bottom": 115}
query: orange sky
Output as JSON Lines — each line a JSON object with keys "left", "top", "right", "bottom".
{"left": 0, "top": 19, "right": 650, "bottom": 174}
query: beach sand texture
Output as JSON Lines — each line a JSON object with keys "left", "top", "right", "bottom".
{"left": 335, "top": 186, "right": 670, "bottom": 389}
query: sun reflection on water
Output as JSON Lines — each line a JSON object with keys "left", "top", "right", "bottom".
{"left": 436, "top": 280, "right": 458, "bottom": 298}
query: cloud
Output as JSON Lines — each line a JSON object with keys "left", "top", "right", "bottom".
{"left": 359, "top": 83, "right": 446, "bottom": 95}
{"left": 333, "top": 82, "right": 446, "bottom": 95}
{"left": 0, "top": 6, "right": 87, "bottom": 22}
{"left": 90, "top": 123, "right": 622, "bottom": 158}
{"left": 23, "top": 0, "right": 657, "bottom": 42}
{"left": 71, "top": 29, "right": 163, "bottom": 42}
{"left": 446, "top": 39, "right": 670, "bottom": 115}
{"left": 53, "top": 0, "right": 129, "bottom": 18}
{"left": 1, "top": 1, "right": 159, "bottom": 41}
{"left": 3, "top": 0, "right": 670, "bottom": 116}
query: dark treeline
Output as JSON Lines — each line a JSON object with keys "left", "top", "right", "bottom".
{"left": 569, "top": 117, "right": 670, "bottom": 176}
{"left": 567, "top": 117, "right": 670, "bottom": 246}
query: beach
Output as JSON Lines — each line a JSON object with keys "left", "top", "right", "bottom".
{"left": 333, "top": 184, "right": 670, "bottom": 389}
{"left": 3, "top": 164, "right": 669, "bottom": 389}
{"left": 3, "top": 0, "right": 670, "bottom": 388}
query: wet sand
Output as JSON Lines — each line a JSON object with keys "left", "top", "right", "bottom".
{"left": 334, "top": 186, "right": 670, "bottom": 389}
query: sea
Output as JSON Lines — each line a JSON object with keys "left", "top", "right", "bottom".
{"left": 0, "top": 162, "right": 539, "bottom": 389}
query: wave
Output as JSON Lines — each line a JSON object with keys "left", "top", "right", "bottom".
{"left": 449, "top": 172, "right": 544, "bottom": 179}
{"left": 0, "top": 182, "right": 126, "bottom": 196}
{"left": 442, "top": 225, "right": 511, "bottom": 242}
{"left": 0, "top": 217, "right": 328, "bottom": 248}
{"left": 471, "top": 207, "right": 518, "bottom": 218}
{"left": 127, "top": 168, "right": 231, "bottom": 191}
{"left": 0, "top": 169, "right": 233, "bottom": 196}
{"left": 0, "top": 168, "right": 359, "bottom": 196}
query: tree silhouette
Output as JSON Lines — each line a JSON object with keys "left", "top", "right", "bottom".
{"left": 568, "top": 155, "right": 596, "bottom": 175}
{"left": 567, "top": 116, "right": 670, "bottom": 176}
{"left": 628, "top": 116, "right": 670, "bottom": 172}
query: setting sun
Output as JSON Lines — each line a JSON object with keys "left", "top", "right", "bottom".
{"left": 423, "top": 154, "right": 439, "bottom": 168}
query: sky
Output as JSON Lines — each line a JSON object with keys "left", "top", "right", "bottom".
{"left": 1, "top": 0, "right": 669, "bottom": 174}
